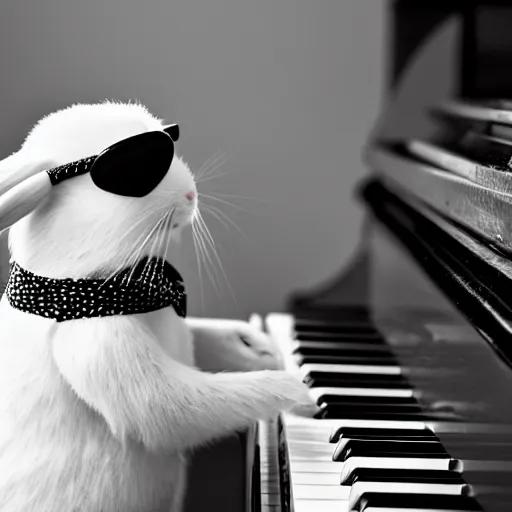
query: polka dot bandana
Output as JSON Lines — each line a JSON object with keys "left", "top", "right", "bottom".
{"left": 5, "top": 256, "right": 186, "bottom": 322}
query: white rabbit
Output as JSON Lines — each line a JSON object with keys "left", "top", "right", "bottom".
{"left": 0, "top": 101, "right": 312, "bottom": 512}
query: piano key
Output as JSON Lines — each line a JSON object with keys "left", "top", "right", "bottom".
{"left": 295, "top": 331, "right": 383, "bottom": 342}
{"left": 354, "top": 492, "right": 483, "bottom": 511}
{"left": 290, "top": 472, "right": 342, "bottom": 485}
{"left": 292, "top": 484, "right": 349, "bottom": 500}
{"left": 289, "top": 460, "right": 344, "bottom": 474}
{"left": 349, "top": 482, "right": 469, "bottom": 512}
{"left": 293, "top": 499, "right": 346, "bottom": 512}
{"left": 345, "top": 468, "right": 465, "bottom": 486}
{"left": 305, "top": 370, "right": 408, "bottom": 383}
{"left": 334, "top": 439, "right": 446, "bottom": 462}
{"left": 336, "top": 440, "right": 450, "bottom": 463}
{"left": 306, "top": 374, "right": 410, "bottom": 389}
{"left": 294, "top": 317, "right": 373, "bottom": 330}
{"left": 285, "top": 415, "right": 427, "bottom": 437}
{"left": 316, "top": 404, "right": 460, "bottom": 421}
{"left": 336, "top": 433, "right": 439, "bottom": 448}
{"left": 289, "top": 447, "right": 337, "bottom": 460}
{"left": 318, "top": 403, "right": 423, "bottom": 419}
{"left": 330, "top": 426, "right": 436, "bottom": 443}
{"left": 292, "top": 470, "right": 340, "bottom": 486}
{"left": 340, "top": 457, "right": 457, "bottom": 485}
{"left": 310, "top": 387, "right": 414, "bottom": 400}
{"left": 292, "top": 341, "right": 392, "bottom": 352}
{"left": 299, "top": 364, "right": 401, "bottom": 376}
{"left": 318, "top": 394, "right": 418, "bottom": 406}
{"left": 296, "top": 355, "right": 398, "bottom": 366}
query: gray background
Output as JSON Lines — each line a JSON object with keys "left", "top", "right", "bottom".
{"left": 0, "top": 0, "right": 385, "bottom": 319}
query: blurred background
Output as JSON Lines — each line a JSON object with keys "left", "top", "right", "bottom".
{"left": 0, "top": 0, "right": 385, "bottom": 319}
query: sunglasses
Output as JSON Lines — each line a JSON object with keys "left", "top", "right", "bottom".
{"left": 46, "top": 124, "right": 180, "bottom": 198}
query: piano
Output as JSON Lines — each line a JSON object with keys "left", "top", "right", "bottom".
{"left": 251, "top": 2, "right": 512, "bottom": 511}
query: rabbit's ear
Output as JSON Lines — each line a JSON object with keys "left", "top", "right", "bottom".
{"left": 0, "top": 171, "right": 52, "bottom": 233}
{"left": 0, "top": 151, "right": 55, "bottom": 231}
{"left": 0, "top": 151, "right": 54, "bottom": 196}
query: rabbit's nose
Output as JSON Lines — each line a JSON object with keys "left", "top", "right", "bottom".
{"left": 185, "top": 191, "right": 195, "bottom": 202}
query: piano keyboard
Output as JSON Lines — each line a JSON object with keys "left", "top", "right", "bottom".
{"left": 256, "top": 309, "right": 497, "bottom": 512}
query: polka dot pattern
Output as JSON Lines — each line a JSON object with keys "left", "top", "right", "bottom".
{"left": 46, "top": 155, "right": 97, "bottom": 185}
{"left": 5, "top": 256, "right": 186, "bottom": 322}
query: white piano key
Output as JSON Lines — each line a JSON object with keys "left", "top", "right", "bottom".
{"left": 290, "top": 472, "right": 342, "bottom": 486}
{"left": 289, "top": 461, "right": 344, "bottom": 474}
{"left": 288, "top": 439, "right": 333, "bottom": 447}
{"left": 289, "top": 449, "right": 335, "bottom": 461}
{"left": 348, "top": 481, "right": 467, "bottom": 511}
{"left": 288, "top": 446, "right": 337, "bottom": 458}
{"left": 299, "top": 363, "right": 401, "bottom": 376}
{"left": 309, "top": 387, "right": 414, "bottom": 399}
{"left": 293, "top": 499, "right": 348, "bottom": 512}
{"left": 293, "top": 484, "right": 350, "bottom": 500}
{"left": 282, "top": 413, "right": 426, "bottom": 439}
{"left": 287, "top": 439, "right": 341, "bottom": 471}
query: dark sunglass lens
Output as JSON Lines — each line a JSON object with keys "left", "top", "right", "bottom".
{"left": 90, "top": 131, "right": 174, "bottom": 197}
{"left": 163, "top": 124, "right": 179, "bottom": 142}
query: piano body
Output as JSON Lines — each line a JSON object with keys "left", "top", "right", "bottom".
{"left": 252, "top": 2, "right": 512, "bottom": 511}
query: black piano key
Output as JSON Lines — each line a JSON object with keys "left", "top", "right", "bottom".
{"left": 292, "top": 342, "right": 393, "bottom": 354}
{"left": 319, "top": 401, "right": 422, "bottom": 416}
{"left": 317, "top": 403, "right": 404, "bottom": 419}
{"left": 294, "top": 308, "right": 372, "bottom": 327}
{"left": 330, "top": 426, "right": 436, "bottom": 443}
{"left": 295, "top": 325, "right": 379, "bottom": 336}
{"left": 304, "top": 371, "right": 409, "bottom": 388}
{"left": 295, "top": 331, "right": 383, "bottom": 342}
{"left": 317, "top": 403, "right": 424, "bottom": 419}
{"left": 334, "top": 439, "right": 449, "bottom": 462}
{"left": 317, "top": 394, "right": 418, "bottom": 406}
{"left": 356, "top": 492, "right": 482, "bottom": 511}
{"left": 345, "top": 468, "right": 465, "bottom": 485}
{"left": 341, "top": 459, "right": 460, "bottom": 487}
{"left": 334, "top": 437, "right": 445, "bottom": 462}
{"left": 316, "top": 403, "right": 462, "bottom": 421}
{"left": 296, "top": 354, "right": 398, "bottom": 365}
